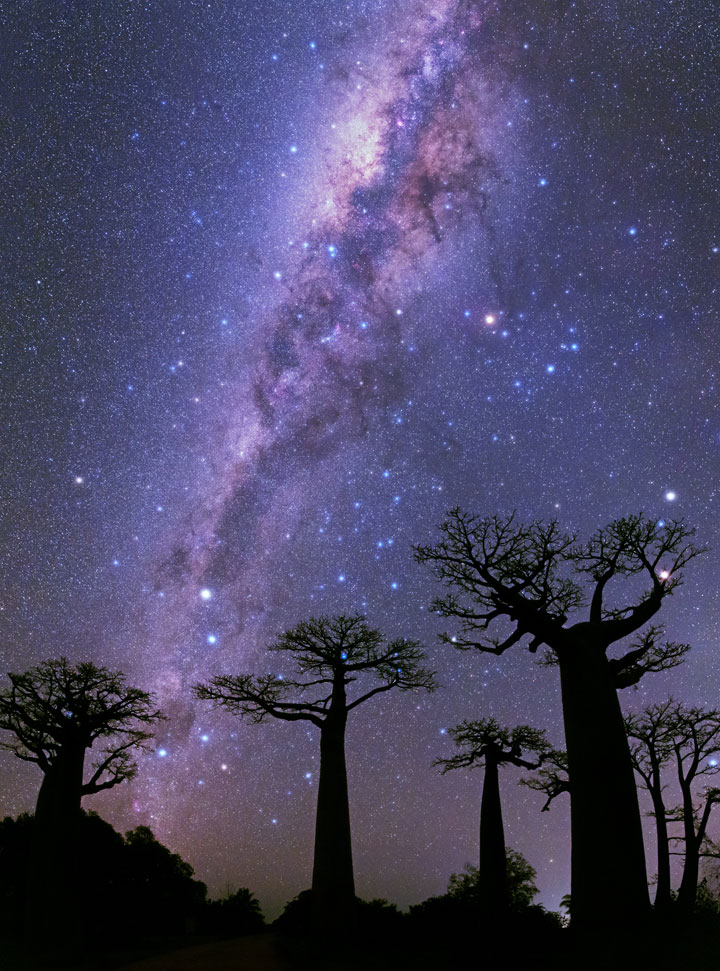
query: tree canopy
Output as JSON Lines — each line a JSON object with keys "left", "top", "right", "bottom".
{"left": 0, "top": 657, "right": 163, "bottom": 795}
{"left": 414, "top": 510, "right": 699, "bottom": 673}
{"left": 195, "top": 613, "right": 436, "bottom": 724}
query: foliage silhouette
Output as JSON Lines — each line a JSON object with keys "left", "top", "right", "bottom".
{"left": 407, "top": 853, "right": 562, "bottom": 971}
{"left": 436, "top": 718, "right": 548, "bottom": 912}
{"left": 195, "top": 613, "right": 435, "bottom": 935}
{"left": 0, "top": 811, "right": 208, "bottom": 953}
{"left": 201, "top": 886, "right": 265, "bottom": 937}
{"left": 447, "top": 849, "right": 540, "bottom": 911}
{"left": 416, "top": 510, "right": 700, "bottom": 927}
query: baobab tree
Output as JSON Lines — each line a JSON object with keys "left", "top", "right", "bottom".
{"left": 435, "top": 719, "right": 549, "bottom": 913}
{"left": 624, "top": 699, "right": 678, "bottom": 911}
{"left": 415, "top": 511, "right": 699, "bottom": 926}
{"left": 0, "top": 657, "right": 163, "bottom": 937}
{"left": 627, "top": 701, "right": 720, "bottom": 914}
{"left": 194, "top": 614, "right": 435, "bottom": 934}
{"left": 0, "top": 657, "right": 163, "bottom": 826}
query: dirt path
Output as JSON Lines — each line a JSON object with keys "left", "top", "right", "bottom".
{"left": 116, "top": 934, "right": 292, "bottom": 971}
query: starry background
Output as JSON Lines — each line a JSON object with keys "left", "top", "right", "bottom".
{"left": 1, "top": 0, "right": 718, "bottom": 918}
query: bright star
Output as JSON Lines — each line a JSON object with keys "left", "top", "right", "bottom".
{"left": 484, "top": 314, "right": 496, "bottom": 325}
{"left": 200, "top": 588, "right": 212, "bottom": 600}
{"left": 207, "top": 634, "right": 217, "bottom": 645}
{"left": 665, "top": 491, "right": 677, "bottom": 502}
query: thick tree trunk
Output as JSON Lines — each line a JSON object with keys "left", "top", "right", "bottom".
{"left": 311, "top": 715, "right": 355, "bottom": 935}
{"left": 478, "top": 752, "right": 507, "bottom": 912}
{"left": 29, "top": 746, "right": 85, "bottom": 945}
{"left": 559, "top": 644, "right": 650, "bottom": 928}
{"left": 649, "top": 787, "right": 672, "bottom": 912}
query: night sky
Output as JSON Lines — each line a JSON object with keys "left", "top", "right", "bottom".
{"left": 1, "top": 0, "right": 719, "bottom": 918}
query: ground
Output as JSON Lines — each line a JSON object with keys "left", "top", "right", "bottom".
{"left": 117, "top": 934, "right": 291, "bottom": 971}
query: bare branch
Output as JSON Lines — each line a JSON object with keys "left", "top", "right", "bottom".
{"left": 435, "top": 718, "right": 550, "bottom": 774}
{"left": 0, "top": 657, "right": 163, "bottom": 794}
{"left": 521, "top": 749, "right": 570, "bottom": 811}
{"left": 610, "top": 629, "right": 691, "bottom": 689}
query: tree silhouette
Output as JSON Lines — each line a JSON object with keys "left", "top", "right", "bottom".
{"left": 0, "top": 657, "right": 162, "bottom": 940}
{"left": 416, "top": 511, "right": 699, "bottom": 926}
{"left": 624, "top": 699, "right": 677, "bottom": 912}
{"left": 194, "top": 614, "right": 435, "bottom": 935}
{"left": 0, "top": 657, "right": 162, "bottom": 825}
{"left": 627, "top": 700, "right": 720, "bottom": 914}
{"left": 435, "top": 719, "right": 548, "bottom": 913}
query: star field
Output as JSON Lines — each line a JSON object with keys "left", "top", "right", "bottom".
{"left": 1, "top": 0, "right": 719, "bottom": 918}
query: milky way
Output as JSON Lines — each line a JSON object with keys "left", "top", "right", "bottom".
{"left": 158, "top": 5, "right": 510, "bottom": 603}
{"left": 1, "top": 0, "right": 719, "bottom": 918}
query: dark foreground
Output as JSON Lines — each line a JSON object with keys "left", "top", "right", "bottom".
{"left": 3, "top": 907, "right": 720, "bottom": 971}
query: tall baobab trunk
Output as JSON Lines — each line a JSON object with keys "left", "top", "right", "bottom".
{"left": 311, "top": 700, "right": 355, "bottom": 934}
{"left": 559, "top": 643, "right": 650, "bottom": 927}
{"left": 28, "top": 745, "right": 86, "bottom": 945}
{"left": 478, "top": 751, "right": 507, "bottom": 912}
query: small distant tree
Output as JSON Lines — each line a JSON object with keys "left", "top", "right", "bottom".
{"left": 448, "top": 848, "right": 539, "bottom": 911}
{"left": 0, "top": 658, "right": 163, "bottom": 938}
{"left": 435, "top": 719, "right": 548, "bottom": 912}
{"left": 627, "top": 701, "right": 720, "bottom": 914}
{"left": 416, "top": 511, "right": 700, "bottom": 926}
{"left": 195, "top": 614, "right": 435, "bottom": 935}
